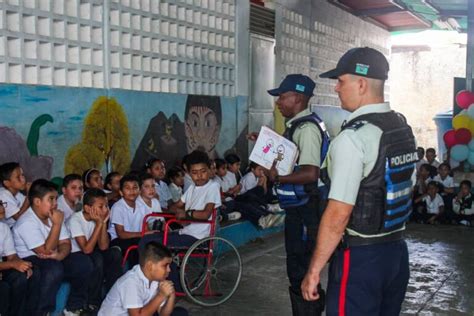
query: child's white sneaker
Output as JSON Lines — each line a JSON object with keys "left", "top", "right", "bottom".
{"left": 63, "top": 308, "right": 85, "bottom": 316}
{"left": 227, "top": 211, "right": 241, "bottom": 221}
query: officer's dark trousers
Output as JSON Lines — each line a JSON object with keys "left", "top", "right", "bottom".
{"left": 326, "top": 239, "right": 409, "bottom": 316}
{"left": 285, "top": 196, "right": 324, "bottom": 314}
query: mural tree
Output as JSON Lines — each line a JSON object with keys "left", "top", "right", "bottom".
{"left": 65, "top": 96, "right": 131, "bottom": 175}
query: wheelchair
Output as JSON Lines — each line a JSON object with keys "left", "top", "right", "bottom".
{"left": 122, "top": 209, "right": 242, "bottom": 306}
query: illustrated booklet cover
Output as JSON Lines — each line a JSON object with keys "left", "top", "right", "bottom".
{"left": 249, "top": 126, "right": 298, "bottom": 176}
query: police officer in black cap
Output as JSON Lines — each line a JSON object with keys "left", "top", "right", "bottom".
{"left": 301, "top": 47, "right": 417, "bottom": 315}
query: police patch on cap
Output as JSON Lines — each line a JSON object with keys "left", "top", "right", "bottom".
{"left": 355, "top": 63, "right": 369, "bottom": 76}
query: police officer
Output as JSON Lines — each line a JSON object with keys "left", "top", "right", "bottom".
{"left": 301, "top": 47, "right": 417, "bottom": 315}
{"left": 260, "top": 74, "right": 328, "bottom": 315}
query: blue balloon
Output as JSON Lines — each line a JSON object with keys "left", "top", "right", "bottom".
{"left": 451, "top": 144, "right": 469, "bottom": 162}
{"left": 468, "top": 104, "right": 474, "bottom": 119}
{"left": 468, "top": 151, "right": 474, "bottom": 165}
{"left": 469, "top": 139, "right": 474, "bottom": 151}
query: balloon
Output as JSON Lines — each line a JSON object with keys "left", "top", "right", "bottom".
{"left": 456, "top": 90, "right": 474, "bottom": 109}
{"left": 468, "top": 139, "right": 474, "bottom": 151}
{"left": 455, "top": 128, "right": 472, "bottom": 144}
{"left": 451, "top": 144, "right": 469, "bottom": 162}
{"left": 452, "top": 114, "right": 471, "bottom": 130}
{"left": 468, "top": 151, "right": 474, "bottom": 165}
{"left": 443, "top": 130, "right": 457, "bottom": 148}
{"left": 468, "top": 104, "right": 474, "bottom": 119}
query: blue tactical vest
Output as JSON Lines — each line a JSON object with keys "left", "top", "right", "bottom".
{"left": 276, "top": 112, "right": 331, "bottom": 208}
{"left": 341, "top": 111, "right": 417, "bottom": 236}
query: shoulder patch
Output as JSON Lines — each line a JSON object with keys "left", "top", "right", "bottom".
{"left": 345, "top": 120, "right": 368, "bottom": 131}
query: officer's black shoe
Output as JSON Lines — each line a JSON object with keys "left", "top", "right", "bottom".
{"left": 288, "top": 286, "right": 325, "bottom": 316}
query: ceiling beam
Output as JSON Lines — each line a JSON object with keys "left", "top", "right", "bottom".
{"left": 353, "top": 6, "right": 405, "bottom": 17}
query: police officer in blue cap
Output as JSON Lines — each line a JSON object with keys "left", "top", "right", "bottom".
{"left": 301, "top": 47, "right": 417, "bottom": 315}
{"left": 258, "top": 74, "right": 330, "bottom": 315}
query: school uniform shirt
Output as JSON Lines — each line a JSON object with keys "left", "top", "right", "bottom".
{"left": 431, "top": 175, "right": 454, "bottom": 189}
{"left": 0, "top": 222, "right": 16, "bottom": 257}
{"left": 452, "top": 194, "right": 474, "bottom": 215}
{"left": 108, "top": 198, "right": 152, "bottom": 240}
{"left": 168, "top": 183, "right": 183, "bottom": 203}
{"left": 67, "top": 211, "right": 97, "bottom": 253}
{"left": 239, "top": 172, "right": 258, "bottom": 195}
{"left": 415, "top": 158, "right": 428, "bottom": 172}
{"left": 422, "top": 194, "right": 444, "bottom": 214}
{"left": 155, "top": 180, "right": 172, "bottom": 209}
{"left": 12, "top": 208, "right": 70, "bottom": 258}
{"left": 222, "top": 172, "right": 237, "bottom": 193}
{"left": 183, "top": 173, "right": 194, "bottom": 193}
{"left": 180, "top": 180, "right": 221, "bottom": 240}
{"left": 98, "top": 264, "right": 166, "bottom": 316}
{"left": 137, "top": 195, "right": 162, "bottom": 213}
{"left": 57, "top": 195, "right": 76, "bottom": 220}
{"left": 0, "top": 187, "right": 26, "bottom": 227}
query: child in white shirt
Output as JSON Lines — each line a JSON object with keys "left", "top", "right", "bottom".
{"left": 0, "top": 162, "right": 30, "bottom": 227}
{"left": 167, "top": 167, "right": 185, "bottom": 203}
{"left": 147, "top": 159, "right": 174, "bottom": 210}
{"left": 414, "top": 181, "right": 444, "bottom": 224}
{"left": 104, "top": 171, "right": 122, "bottom": 208}
{"left": 0, "top": 201, "right": 40, "bottom": 315}
{"left": 138, "top": 173, "right": 164, "bottom": 231}
{"left": 57, "top": 173, "right": 83, "bottom": 220}
{"left": 13, "top": 179, "right": 93, "bottom": 315}
{"left": 67, "top": 188, "right": 123, "bottom": 310}
{"left": 451, "top": 180, "right": 474, "bottom": 226}
{"left": 99, "top": 242, "right": 187, "bottom": 316}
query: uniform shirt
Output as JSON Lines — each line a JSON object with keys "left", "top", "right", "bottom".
{"left": 183, "top": 173, "right": 194, "bottom": 193}
{"left": 155, "top": 180, "right": 172, "bottom": 209}
{"left": 57, "top": 195, "right": 76, "bottom": 220}
{"left": 326, "top": 103, "right": 412, "bottom": 237}
{"left": 431, "top": 175, "right": 454, "bottom": 189}
{"left": 222, "top": 172, "right": 237, "bottom": 193}
{"left": 286, "top": 108, "right": 322, "bottom": 167}
{"left": 98, "top": 264, "right": 165, "bottom": 316}
{"left": 13, "top": 208, "right": 70, "bottom": 258}
{"left": 239, "top": 172, "right": 258, "bottom": 195}
{"left": 137, "top": 195, "right": 162, "bottom": 214}
{"left": 67, "top": 211, "right": 97, "bottom": 253}
{"left": 108, "top": 198, "right": 152, "bottom": 240}
{"left": 180, "top": 180, "right": 221, "bottom": 240}
{"left": 168, "top": 183, "right": 183, "bottom": 203}
{"left": 0, "top": 222, "right": 16, "bottom": 257}
{"left": 0, "top": 187, "right": 26, "bottom": 227}
{"left": 422, "top": 193, "right": 444, "bottom": 214}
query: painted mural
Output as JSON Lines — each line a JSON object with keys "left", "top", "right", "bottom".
{"left": 0, "top": 84, "right": 248, "bottom": 181}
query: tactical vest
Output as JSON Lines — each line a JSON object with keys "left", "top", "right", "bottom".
{"left": 341, "top": 111, "right": 417, "bottom": 236}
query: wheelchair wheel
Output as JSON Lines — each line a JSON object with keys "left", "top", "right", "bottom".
{"left": 180, "top": 236, "right": 242, "bottom": 306}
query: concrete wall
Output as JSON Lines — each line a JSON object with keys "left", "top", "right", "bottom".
{"left": 390, "top": 31, "right": 467, "bottom": 157}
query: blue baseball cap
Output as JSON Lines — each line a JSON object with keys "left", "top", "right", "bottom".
{"left": 267, "top": 74, "right": 315, "bottom": 97}
{"left": 319, "top": 47, "right": 389, "bottom": 80}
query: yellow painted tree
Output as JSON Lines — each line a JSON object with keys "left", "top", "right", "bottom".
{"left": 65, "top": 96, "right": 131, "bottom": 175}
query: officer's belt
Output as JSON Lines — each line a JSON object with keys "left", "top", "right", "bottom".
{"left": 342, "top": 230, "right": 403, "bottom": 247}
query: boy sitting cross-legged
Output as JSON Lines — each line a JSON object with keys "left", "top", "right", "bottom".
{"left": 12, "top": 179, "right": 94, "bottom": 315}
{"left": 67, "top": 188, "right": 123, "bottom": 311}
{"left": 0, "top": 162, "right": 31, "bottom": 227}
{"left": 98, "top": 241, "right": 188, "bottom": 316}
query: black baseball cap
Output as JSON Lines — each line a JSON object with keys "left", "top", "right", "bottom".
{"left": 267, "top": 74, "right": 315, "bottom": 97}
{"left": 319, "top": 47, "right": 389, "bottom": 80}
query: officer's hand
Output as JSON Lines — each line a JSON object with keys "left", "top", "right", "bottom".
{"left": 301, "top": 273, "right": 320, "bottom": 301}
{"left": 268, "top": 159, "right": 279, "bottom": 182}
{"left": 246, "top": 132, "right": 259, "bottom": 142}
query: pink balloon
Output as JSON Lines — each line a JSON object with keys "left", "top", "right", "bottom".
{"left": 455, "top": 128, "right": 472, "bottom": 144}
{"left": 456, "top": 90, "right": 474, "bottom": 109}
{"left": 443, "top": 129, "right": 457, "bottom": 148}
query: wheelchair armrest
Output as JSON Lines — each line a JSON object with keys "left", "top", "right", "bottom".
{"left": 162, "top": 218, "right": 213, "bottom": 245}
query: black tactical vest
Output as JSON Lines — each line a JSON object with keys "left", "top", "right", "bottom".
{"left": 341, "top": 111, "right": 418, "bottom": 236}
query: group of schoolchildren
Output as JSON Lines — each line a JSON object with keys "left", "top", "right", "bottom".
{"left": 412, "top": 147, "right": 474, "bottom": 226}
{"left": 0, "top": 149, "right": 280, "bottom": 316}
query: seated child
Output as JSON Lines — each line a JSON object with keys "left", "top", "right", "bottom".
{"left": 13, "top": 179, "right": 93, "bottom": 315}
{"left": 67, "top": 188, "right": 123, "bottom": 310}
{"left": 140, "top": 150, "right": 221, "bottom": 248}
{"left": 432, "top": 163, "right": 455, "bottom": 210}
{"left": 413, "top": 181, "right": 445, "bottom": 224}
{"left": 108, "top": 174, "right": 155, "bottom": 263}
{"left": 104, "top": 171, "right": 123, "bottom": 208}
{"left": 0, "top": 162, "right": 30, "bottom": 227}
{"left": 0, "top": 200, "right": 40, "bottom": 315}
{"left": 415, "top": 147, "right": 427, "bottom": 173}
{"left": 57, "top": 173, "right": 83, "bottom": 220}
{"left": 98, "top": 241, "right": 188, "bottom": 316}
{"left": 138, "top": 173, "right": 164, "bottom": 231}
{"left": 167, "top": 167, "right": 185, "bottom": 203}
{"left": 215, "top": 158, "right": 230, "bottom": 200}
{"left": 451, "top": 180, "right": 474, "bottom": 226}
{"left": 223, "top": 154, "right": 242, "bottom": 197}
{"left": 425, "top": 148, "right": 440, "bottom": 177}
{"left": 146, "top": 159, "right": 173, "bottom": 210}
{"left": 181, "top": 154, "right": 194, "bottom": 193}
{"left": 82, "top": 168, "right": 104, "bottom": 190}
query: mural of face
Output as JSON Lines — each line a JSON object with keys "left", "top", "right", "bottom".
{"left": 185, "top": 105, "right": 220, "bottom": 157}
